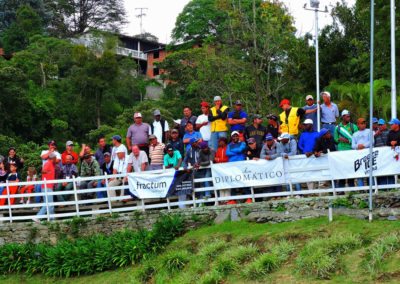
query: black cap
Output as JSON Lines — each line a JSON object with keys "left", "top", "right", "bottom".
{"left": 266, "top": 114, "right": 278, "bottom": 121}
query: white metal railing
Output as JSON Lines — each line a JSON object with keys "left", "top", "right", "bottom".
{"left": 0, "top": 156, "right": 398, "bottom": 223}
{"left": 115, "top": 47, "right": 147, "bottom": 60}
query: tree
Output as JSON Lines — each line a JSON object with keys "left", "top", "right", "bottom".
{"left": 134, "top": 32, "right": 159, "bottom": 43}
{"left": 44, "top": 0, "right": 127, "bottom": 37}
{"left": 1, "top": 5, "right": 43, "bottom": 53}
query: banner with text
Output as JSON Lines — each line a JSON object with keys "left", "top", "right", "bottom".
{"left": 211, "top": 158, "right": 285, "bottom": 189}
{"left": 284, "top": 155, "right": 330, "bottom": 183}
{"left": 128, "top": 170, "right": 194, "bottom": 199}
{"left": 328, "top": 146, "right": 400, "bottom": 179}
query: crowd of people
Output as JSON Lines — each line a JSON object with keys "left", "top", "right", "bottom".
{"left": 1, "top": 92, "right": 400, "bottom": 220}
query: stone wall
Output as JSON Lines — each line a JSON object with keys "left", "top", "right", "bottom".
{"left": 1, "top": 192, "right": 399, "bottom": 245}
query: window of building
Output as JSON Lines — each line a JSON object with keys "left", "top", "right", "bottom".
{"left": 153, "top": 51, "right": 159, "bottom": 59}
{"left": 153, "top": 67, "right": 160, "bottom": 76}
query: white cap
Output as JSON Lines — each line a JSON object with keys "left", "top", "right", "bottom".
{"left": 341, "top": 109, "right": 350, "bottom": 116}
{"left": 214, "top": 96, "right": 222, "bottom": 101}
{"left": 306, "top": 95, "right": 313, "bottom": 100}
{"left": 321, "top": 91, "right": 331, "bottom": 97}
{"left": 303, "top": 119, "right": 313, "bottom": 124}
{"left": 278, "top": 133, "right": 290, "bottom": 140}
{"left": 173, "top": 119, "right": 181, "bottom": 124}
{"left": 231, "top": 131, "right": 240, "bottom": 137}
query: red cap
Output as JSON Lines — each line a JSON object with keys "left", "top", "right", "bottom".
{"left": 200, "top": 101, "right": 209, "bottom": 108}
{"left": 279, "top": 99, "right": 290, "bottom": 107}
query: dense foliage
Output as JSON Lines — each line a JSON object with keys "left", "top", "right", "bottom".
{"left": 0, "top": 214, "right": 184, "bottom": 277}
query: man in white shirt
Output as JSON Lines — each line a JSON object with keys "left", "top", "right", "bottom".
{"left": 40, "top": 140, "right": 61, "bottom": 166}
{"left": 352, "top": 117, "right": 373, "bottom": 187}
{"left": 108, "top": 148, "right": 128, "bottom": 197}
{"left": 196, "top": 101, "right": 211, "bottom": 142}
{"left": 127, "top": 145, "right": 149, "bottom": 173}
{"left": 111, "top": 135, "right": 128, "bottom": 162}
{"left": 149, "top": 109, "right": 169, "bottom": 143}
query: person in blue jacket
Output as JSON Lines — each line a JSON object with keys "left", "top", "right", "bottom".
{"left": 298, "top": 119, "right": 320, "bottom": 157}
{"left": 226, "top": 131, "right": 246, "bottom": 162}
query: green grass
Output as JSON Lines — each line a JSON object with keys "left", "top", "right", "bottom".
{"left": 2, "top": 216, "right": 400, "bottom": 284}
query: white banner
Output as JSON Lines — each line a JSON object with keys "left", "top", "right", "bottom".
{"left": 328, "top": 146, "right": 400, "bottom": 179}
{"left": 284, "top": 155, "right": 330, "bottom": 183}
{"left": 128, "top": 171, "right": 175, "bottom": 199}
{"left": 211, "top": 158, "right": 285, "bottom": 189}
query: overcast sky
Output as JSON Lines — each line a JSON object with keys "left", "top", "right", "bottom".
{"left": 123, "top": 0, "right": 356, "bottom": 44}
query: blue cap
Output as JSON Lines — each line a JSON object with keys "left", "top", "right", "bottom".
{"left": 388, "top": 118, "right": 400, "bottom": 125}
{"left": 372, "top": 117, "right": 378, "bottom": 123}
{"left": 319, "top": 128, "right": 329, "bottom": 137}
{"left": 264, "top": 133, "right": 274, "bottom": 141}
{"left": 112, "top": 135, "right": 122, "bottom": 141}
{"left": 378, "top": 118, "right": 385, "bottom": 125}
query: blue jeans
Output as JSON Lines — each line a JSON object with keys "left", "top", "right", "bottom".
{"left": 96, "top": 181, "right": 107, "bottom": 198}
{"left": 37, "top": 188, "right": 55, "bottom": 219}
{"left": 34, "top": 185, "right": 42, "bottom": 203}
{"left": 322, "top": 123, "right": 336, "bottom": 135}
{"left": 195, "top": 168, "right": 212, "bottom": 198}
{"left": 210, "top": 131, "right": 227, "bottom": 151}
{"left": 286, "top": 184, "right": 301, "bottom": 192}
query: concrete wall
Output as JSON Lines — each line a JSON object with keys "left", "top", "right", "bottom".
{"left": 1, "top": 192, "right": 399, "bottom": 245}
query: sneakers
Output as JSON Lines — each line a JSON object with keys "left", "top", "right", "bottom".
{"left": 245, "top": 198, "right": 253, "bottom": 204}
{"left": 226, "top": 200, "right": 237, "bottom": 205}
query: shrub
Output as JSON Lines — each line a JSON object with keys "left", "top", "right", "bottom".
{"left": 296, "top": 233, "right": 362, "bottom": 279}
{"left": 363, "top": 233, "right": 400, "bottom": 275}
{"left": 199, "top": 269, "right": 224, "bottom": 284}
{"left": 162, "top": 250, "right": 190, "bottom": 272}
{"left": 198, "top": 240, "right": 227, "bottom": 259}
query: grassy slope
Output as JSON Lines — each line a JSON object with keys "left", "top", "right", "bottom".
{"left": 1, "top": 216, "right": 400, "bottom": 284}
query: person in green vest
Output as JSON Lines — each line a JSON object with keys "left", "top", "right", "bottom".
{"left": 334, "top": 109, "right": 358, "bottom": 151}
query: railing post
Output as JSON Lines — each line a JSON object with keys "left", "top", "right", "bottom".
{"left": 105, "top": 173, "right": 113, "bottom": 215}
{"left": 289, "top": 182, "right": 294, "bottom": 198}
{"left": 167, "top": 197, "right": 171, "bottom": 212}
{"left": 331, "top": 179, "right": 336, "bottom": 197}
{"left": 43, "top": 178, "right": 50, "bottom": 222}
{"left": 6, "top": 181, "right": 12, "bottom": 223}
{"left": 250, "top": 187, "right": 255, "bottom": 203}
{"left": 374, "top": 176, "right": 379, "bottom": 194}
{"left": 141, "top": 199, "right": 146, "bottom": 212}
{"left": 328, "top": 200, "right": 333, "bottom": 222}
{"left": 72, "top": 176, "right": 80, "bottom": 217}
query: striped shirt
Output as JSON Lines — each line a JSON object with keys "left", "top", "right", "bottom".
{"left": 149, "top": 143, "right": 165, "bottom": 165}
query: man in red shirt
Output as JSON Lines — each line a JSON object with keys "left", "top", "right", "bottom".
{"left": 61, "top": 141, "right": 79, "bottom": 165}
{"left": 33, "top": 153, "right": 57, "bottom": 223}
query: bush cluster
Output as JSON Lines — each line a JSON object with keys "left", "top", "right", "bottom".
{"left": 0, "top": 214, "right": 184, "bottom": 277}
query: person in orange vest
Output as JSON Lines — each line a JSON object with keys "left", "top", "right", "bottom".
{"left": 208, "top": 96, "right": 229, "bottom": 150}
{"left": 279, "top": 99, "right": 305, "bottom": 137}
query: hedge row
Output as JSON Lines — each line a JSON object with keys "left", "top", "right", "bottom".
{"left": 0, "top": 214, "right": 185, "bottom": 277}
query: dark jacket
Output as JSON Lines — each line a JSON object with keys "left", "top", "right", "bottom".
{"left": 314, "top": 136, "right": 336, "bottom": 153}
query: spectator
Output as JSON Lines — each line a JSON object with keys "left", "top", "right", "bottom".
{"left": 208, "top": 96, "right": 229, "bottom": 150}
{"left": 164, "top": 144, "right": 182, "bottom": 170}
{"left": 19, "top": 167, "right": 37, "bottom": 204}
{"left": 277, "top": 133, "right": 300, "bottom": 193}
{"left": 61, "top": 141, "right": 79, "bottom": 165}
{"left": 0, "top": 161, "right": 21, "bottom": 206}
{"left": 55, "top": 154, "right": 78, "bottom": 202}
{"left": 99, "top": 152, "right": 113, "bottom": 188}
{"left": 245, "top": 114, "right": 267, "bottom": 148}
{"left": 149, "top": 109, "right": 169, "bottom": 144}
{"left": 183, "top": 138, "right": 201, "bottom": 168}
{"left": 260, "top": 134, "right": 278, "bottom": 160}
{"left": 148, "top": 135, "right": 165, "bottom": 170}
{"left": 228, "top": 100, "right": 248, "bottom": 139}
{"left": 0, "top": 158, "right": 8, "bottom": 200}
{"left": 276, "top": 133, "right": 297, "bottom": 159}
{"left": 95, "top": 136, "right": 112, "bottom": 167}
{"left": 111, "top": 135, "right": 128, "bottom": 162}
{"left": 127, "top": 145, "right": 148, "bottom": 173}
{"left": 226, "top": 131, "right": 247, "bottom": 162}
{"left": 352, "top": 118, "right": 373, "bottom": 186}
{"left": 374, "top": 119, "right": 389, "bottom": 147}
{"left": 334, "top": 110, "right": 358, "bottom": 188}
{"left": 183, "top": 121, "right": 202, "bottom": 152}
{"left": 226, "top": 131, "right": 250, "bottom": 204}
{"left": 6, "top": 147, "right": 24, "bottom": 171}
{"left": 108, "top": 148, "right": 128, "bottom": 198}
{"left": 196, "top": 101, "right": 211, "bottom": 143}
{"left": 334, "top": 110, "right": 358, "bottom": 151}
{"left": 303, "top": 95, "right": 318, "bottom": 131}
{"left": 320, "top": 91, "right": 339, "bottom": 135}
{"left": 41, "top": 140, "right": 61, "bottom": 166}
{"left": 198, "top": 141, "right": 214, "bottom": 199}
{"left": 386, "top": 118, "right": 400, "bottom": 148}
{"left": 79, "top": 153, "right": 101, "bottom": 199}
{"left": 33, "top": 153, "right": 57, "bottom": 223}
{"left": 214, "top": 137, "right": 229, "bottom": 164}
{"left": 246, "top": 138, "right": 261, "bottom": 160}
{"left": 314, "top": 128, "right": 336, "bottom": 156}
{"left": 180, "top": 106, "right": 198, "bottom": 138}
{"left": 168, "top": 129, "right": 184, "bottom": 157}
{"left": 79, "top": 144, "right": 93, "bottom": 161}
{"left": 298, "top": 119, "right": 319, "bottom": 157}
{"left": 126, "top": 112, "right": 150, "bottom": 156}
{"left": 279, "top": 99, "right": 305, "bottom": 136}
{"left": 266, "top": 114, "right": 280, "bottom": 139}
